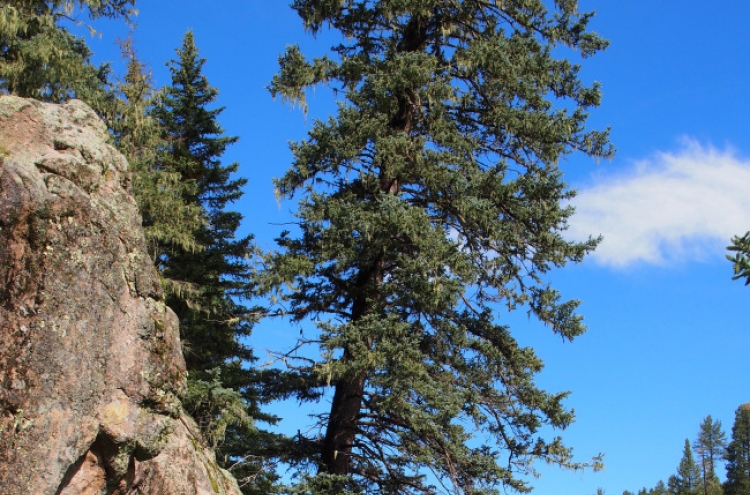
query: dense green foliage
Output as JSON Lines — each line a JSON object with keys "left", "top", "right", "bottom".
{"left": 104, "top": 39, "right": 206, "bottom": 257}
{"left": 668, "top": 439, "right": 702, "bottom": 495}
{"left": 149, "top": 32, "right": 275, "bottom": 488}
{"left": 724, "top": 405, "right": 750, "bottom": 495}
{"left": 0, "top": 0, "right": 133, "bottom": 103}
{"left": 151, "top": 31, "right": 255, "bottom": 375}
{"left": 265, "top": 0, "right": 612, "bottom": 493}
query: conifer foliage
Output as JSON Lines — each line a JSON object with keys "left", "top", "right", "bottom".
{"left": 150, "top": 31, "right": 265, "bottom": 480}
{"left": 728, "top": 233, "right": 750, "bottom": 285}
{"left": 152, "top": 30, "right": 255, "bottom": 340}
{"left": 0, "top": 0, "right": 134, "bottom": 103}
{"left": 267, "top": 1, "right": 612, "bottom": 493}
{"left": 668, "top": 439, "right": 702, "bottom": 495}
{"left": 105, "top": 39, "right": 205, "bottom": 259}
{"left": 724, "top": 405, "right": 750, "bottom": 495}
{"left": 694, "top": 415, "right": 728, "bottom": 495}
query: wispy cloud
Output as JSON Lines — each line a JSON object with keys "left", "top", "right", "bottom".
{"left": 566, "top": 141, "right": 750, "bottom": 267}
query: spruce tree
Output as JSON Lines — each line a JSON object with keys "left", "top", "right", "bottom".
{"left": 694, "top": 415, "right": 728, "bottom": 495}
{"left": 266, "top": 1, "right": 612, "bottom": 493}
{"left": 150, "top": 31, "right": 270, "bottom": 487}
{"left": 0, "top": 0, "right": 133, "bottom": 104}
{"left": 724, "top": 405, "right": 750, "bottom": 495}
{"left": 669, "top": 439, "right": 702, "bottom": 495}
{"left": 104, "top": 39, "right": 205, "bottom": 260}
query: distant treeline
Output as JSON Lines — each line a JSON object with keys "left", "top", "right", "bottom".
{"left": 623, "top": 405, "right": 750, "bottom": 495}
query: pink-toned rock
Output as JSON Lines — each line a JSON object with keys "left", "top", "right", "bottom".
{"left": 0, "top": 96, "right": 241, "bottom": 495}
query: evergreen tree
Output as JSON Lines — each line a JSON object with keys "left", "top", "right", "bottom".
{"left": 151, "top": 31, "right": 271, "bottom": 489}
{"left": 694, "top": 415, "right": 728, "bottom": 495}
{"left": 151, "top": 31, "right": 253, "bottom": 304}
{"left": 724, "top": 405, "right": 750, "bottom": 495}
{"left": 669, "top": 439, "right": 702, "bottom": 495}
{"left": 266, "top": 1, "right": 612, "bottom": 493}
{"left": 104, "top": 39, "right": 205, "bottom": 259}
{"left": 653, "top": 481, "right": 670, "bottom": 495}
{"left": 0, "top": 0, "right": 133, "bottom": 104}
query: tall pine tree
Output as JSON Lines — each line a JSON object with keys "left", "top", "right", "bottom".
{"left": 266, "top": 1, "right": 612, "bottom": 493}
{"left": 150, "top": 31, "right": 270, "bottom": 487}
{"left": 724, "top": 405, "right": 750, "bottom": 495}
{"left": 694, "top": 415, "right": 728, "bottom": 495}
{"left": 669, "top": 439, "right": 702, "bottom": 495}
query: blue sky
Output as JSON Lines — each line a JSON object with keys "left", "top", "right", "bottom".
{"left": 77, "top": 2, "right": 750, "bottom": 494}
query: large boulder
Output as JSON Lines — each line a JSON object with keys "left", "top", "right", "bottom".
{"left": 0, "top": 96, "right": 241, "bottom": 495}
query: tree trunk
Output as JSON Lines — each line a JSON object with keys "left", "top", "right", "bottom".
{"left": 320, "top": 253, "right": 384, "bottom": 473}
{"left": 321, "top": 358, "right": 368, "bottom": 474}
{"left": 319, "top": 13, "right": 426, "bottom": 476}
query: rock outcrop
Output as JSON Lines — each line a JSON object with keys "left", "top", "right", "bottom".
{"left": 0, "top": 96, "right": 241, "bottom": 495}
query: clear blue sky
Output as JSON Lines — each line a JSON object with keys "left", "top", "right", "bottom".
{"left": 77, "top": 2, "right": 750, "bottom": 494}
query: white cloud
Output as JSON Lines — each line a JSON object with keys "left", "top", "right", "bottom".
{"left": 566, "top": 141, "right": 750, "bottom": 267}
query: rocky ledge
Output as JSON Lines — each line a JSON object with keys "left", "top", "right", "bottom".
{"left": 0, "top": 96, "right": 241, "bottom": 495}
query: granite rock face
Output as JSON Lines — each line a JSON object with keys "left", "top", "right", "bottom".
{"left": 0, "top": 96, "right": 241, "bottom": 495}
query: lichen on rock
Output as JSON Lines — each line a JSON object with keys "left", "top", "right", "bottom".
{"left": 0, "top": 96, "right": 241, "bottom": 495}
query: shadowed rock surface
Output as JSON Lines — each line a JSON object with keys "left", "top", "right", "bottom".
{"left": 0, "top": 96, "right": 241, "bottom": 495}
